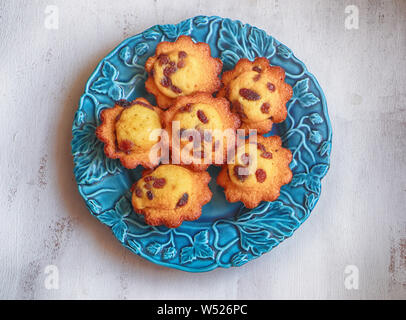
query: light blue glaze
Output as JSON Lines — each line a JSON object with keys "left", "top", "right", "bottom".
{"left": 71, "top": 16, "right": 332, "bottom": 272}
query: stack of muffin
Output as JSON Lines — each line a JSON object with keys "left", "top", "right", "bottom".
{"left": 96, "top": 36, "right": 293, "bottom": 228}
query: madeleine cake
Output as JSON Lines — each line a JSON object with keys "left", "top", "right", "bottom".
{"left": 131, "top": 164, "right": 212, "bottom": 228}
{"left": 96, "top": 98, "right": 164, "bottom": 169}
{"left": 217, "top": 135, "right": 293, "bottom": 208}
{"left": 218, "top": 57, "right": 292, "bottom": 134}
{"left": 145, "top": 35, "right": 222, "bottom": 109}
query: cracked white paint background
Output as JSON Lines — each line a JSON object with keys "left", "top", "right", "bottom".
{"left": 0, "top": 0, "right": 405, "bottom": 299}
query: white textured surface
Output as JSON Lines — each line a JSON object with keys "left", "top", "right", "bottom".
{"left": 0, "top": 0, "right": 405, "bottom": 300}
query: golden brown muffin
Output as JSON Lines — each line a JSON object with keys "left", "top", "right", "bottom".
{"left": 131, "top": 164, "right": 212, "bottom": 228}
{"left": 217, "top": 135, "right": 292, "bottom": 208}
{"left": 145, "top": 35, "right": 223, "bottom": 109}
{"left": 162, "top": 92, "right": 241, "bottom": 171}
{"left": 96, "top": 98, "right": 164, "bottom": 169}
{"left": 217, "top": 57, "right": 292, "bottom": 134}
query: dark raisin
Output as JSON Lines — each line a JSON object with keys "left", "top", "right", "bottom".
{"left": 170, "top": 84, "right": 182, "bottom": 94}
{"left": 118, "top": 140, "right": 134, "bottom": 154}
{"left": 253, "top": 74, "right": 261, "bottom": 81}
{"left": 232, "top": 101, "right": 247, "bottom": 119}
{"left": 261, "top": 151, "right": 273, "bottom": 159}
{"left": 239, "top": 88, "right": 261, "bottom": 101}
{"left": 176, "top": 193, "right": 189, "bottom": 207}
{"left": 260, "top": 102, "right": 270, "bottom": 114}
{"left": 169, "top": 61, "right": 176, "bottom": 67}
{"left": 146, "top": 191, "right": 154, "bottom": 200}
{"left": 255, "top": 169, "right": 267, "bottom": 183}
{"left": 197, "top": 110, "right": 209, "bottom": 124}
{"left": 177, "top": 60, "right": 185, "bottom": 68}
{"left": 232, "top": 100, "right": 241, "bottom": 112}
{"left": 240, "top": 153, "right": 251, "bottom": 166}
{"left": 153, "top": 178, "right": 166, "bottom": 189}
{"left": 257, "top": 143, "right": 267, "bottom": 152}
{"left": 234, "top": 165, "right": 249, "bottom": 181}
{"left": 178, "top": 128, "right": 186, "bottom": 137}
{"left": 181, "top": 129, "right": 198, "bottom": 143}
{"left": 178, "top": 51, "right": 187, "bottom": 59}
{"left": 252, "top": 66, "right": 262, "bottom": 73}
{"left": 144, "top": 183, "right": 152, "bottom": 190}
{"left": 135, "top": 188, "right": 143, "bottom": 198}
{"left": 158, "top": 54, "right": 169, "bottom": 65}
{"left": 179, "top": 104, "right": 192, "bottom": 112}
{"left": 213, "top": 140, "right": 220, "bottom": 152}
{"left": 144, "top": 176, "right": 155, "bottom": 182}
{"left": 163, "top": 65, "right": 177, "bottom": 77}
{"left": 267, "top": 82, "right": 275, "bottom": 92}
{"left": 160, "top": 76, "right": 171, "bottom": 87}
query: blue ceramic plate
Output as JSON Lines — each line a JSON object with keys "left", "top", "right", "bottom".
{"left": 71, "top": 16, "right": 332, "bottom": 272}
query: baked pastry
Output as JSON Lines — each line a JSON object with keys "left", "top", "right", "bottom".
{"left": 217, "top": 57, "right": 292, "bottom": 134}
{"left": 145, "top": 35, "right": 222, "bottom": 109}
{"left": 96, "top": 98, "right": 164, "bottom": 169}
{"left": 131, "top": 164, "right": 212, "bottom": 228}
{"left": 217, "top": 135, "right": 292, "bottom": 208}
{"left": 163, "top": 92, "right": 241, "bottom": 171}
